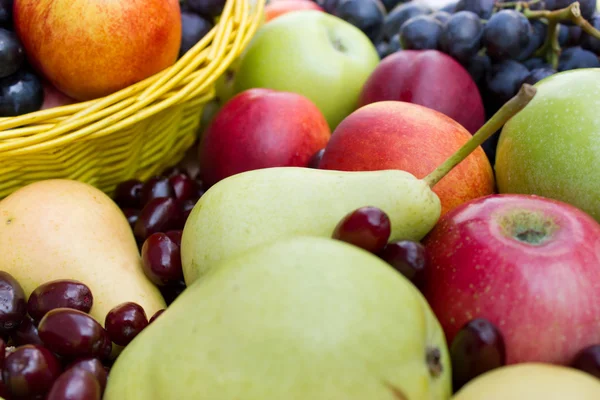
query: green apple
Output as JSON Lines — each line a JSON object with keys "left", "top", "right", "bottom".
{"left": 495, "top": 69, "right": 600, "bottom": 221}
{"left": 230, "top": 10, "right": 380, "bottom": 130}
{"left": 104, "top": 236, "right": 451, "bottom": 400}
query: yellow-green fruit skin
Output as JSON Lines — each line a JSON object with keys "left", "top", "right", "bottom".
{"left": 181, "top": 167, "right": 441, "bottom": 285}
{"left": 0, "top": 180, "right": 166, "bottom": 326}
{"left": 104, "top": 236, "right": 451, "bottom": 400}
{"left": 495, "top": 69, "right": 600, "bottom": 221}
{"left": 453, "top": 363, "right": 600, "bottom": 400}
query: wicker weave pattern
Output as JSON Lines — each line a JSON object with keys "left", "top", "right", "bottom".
{"left": 0, "top": 0, "right": 264, "bottom": 199}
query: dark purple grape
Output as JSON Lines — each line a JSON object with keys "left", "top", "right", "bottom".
{"left": 382, "top": 2, "right": 432, "bottom": 41}
{"left": 3, "top": 344, "right": 62, "bottom": 398}
{"left": 134, "top": 197, "right": 183, "bottom": 242}
{"left": 332, "top": 207, "right": 391, "bottom": 253}
{"left": 378, "top": 240, "right": 426, "bottom": 288}
{"left": 332, "top": 0, "right": 386, "bottom": 43}
{"left": 558, "top": 46, "right": 600, "bottom": 71}
{"left": 180, "top": 11, "right": 213, "bottom": 57}
{"left": 27, "top": 280, "right": 93, "bottom": 323}
{"left": 104, "top": 303, "right": 148, "bottom": 347}
{"left": 523, "top": 67, "right": 556, "bottom": 85}
{"left": 440, "top": 0, "right": 458, "bottom": 13}
{"left": 432, "top": 10, "right": 451, "bottom": 25}
{"left": 399, "top": 15, "right": 443, "bottom": 50}
{"left": 308, "top": 149, "right": 325, "bottom": 169}
{"left": 454, "top": 0, "right": 495, "bottom": 19}
{"left": 149, "top": 309, "right": 166, "bottom": 324}
{"left": 140, "top": 177, "right": 175, "bottom": 206}
{"left": 388, "top": 33, "right": 402, "bottom": 53}
{"left": 187, "top": 0, "right": 227, "bottom": 18}
{"left": 439, "top": 11, "right": 483, "bottom": 64}
{"left": 484, "top": 60, "right": 529, "bottom": 106}
{"left": 450, "top": 318, "right": 505, "bottom": 391}
{"left": 141, "top": 232, "right": 183, "bottom": 286}
{"left": 122, "top": 208, "right": 140, "bottom": 231}
{"left": 47, "top": 368, "right": 101, "bottom": 400}
{"left": 11, "top": 315, "right": 43, "bottom": 346}
{"left": 0, "top": 28, "right": 24, "bottom": 78}
{"left": 581, "top": 14, "right": 600, "bottom": 54}
{"left": 113, "top": 179, "right": 143, "bottom": 209}
{"left": 160, "top": 280, "right": 187, "bottom": 306}
{"left": 169, "top": 174, "right": 200, "bottom": 203}
{"left": 517, "top": 20, "right": 546, "bottom": 61}
{"left": 0, "top": 0, "right": 13, "bottom": 28}
{"left": 38, "top": 308, "right": 109, "bottom": 359}
{"left": 376, "top": 41, "right": 390, "bottom": 59}
{"left": 553, "top": 0, "right": 595, "bottom": 21}
{"left": 0, "top": 271, "right": 26, "bottom": 334}
{"left": 465, "top": 53, "right": 491, "bottom": 86}
{"left": 483, "top": 10, "right": 531, "bottom": 61}
{"left": 67, "top": 358, "right": 108, "bottom": 393}
{"left": 571, "top": 344, "right": 600, "bottom": 379}
{"left": 165, "top": 230, "right": 183, "bottom": 248}
{"left": 0, "top": 69, "right": 44, "bottom": 117}
{"left": 523, "top": 57, "right": 551, "bottom": 70}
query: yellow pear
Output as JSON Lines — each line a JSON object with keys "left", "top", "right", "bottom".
{"left": 453, "top": 363, "right": 600, "bottom": 400}
{"left": 104, "top": 236, "right": 451, "bottom": 400}
{"left": 0, "top": 180, "right": 166, "bottom": 326}
{"left": 182, "top": 84, "right": 536, "bottom": 285}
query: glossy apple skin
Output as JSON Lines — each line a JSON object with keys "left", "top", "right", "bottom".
{"left": 422, "top": 194, "right": 600, "bottom": 366}
{"left": 359, "top": 50, "right": 485, "bottom": 134}
{"left": 496, "top": 69, "right": 600, "bottom": 222}
{"left": 199, "top": 88, "right": 331, "bottom": 187}
{"left": 13, "top": 0, "right": 181, "bottom": 101}
{"left": 265, "top": 0, "right": 323, "bottom": 22}
{"left": 232, "top": 10, "right": 380, "bottom": 130}
{"left": 319, "top": 101, "right": 494, "bottom": 216}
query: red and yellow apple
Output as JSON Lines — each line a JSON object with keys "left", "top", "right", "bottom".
{"left": 359, "top": 50, "right": 485, "bottom": 134}
{"left": 319, "top": 101, "right": 494, "bottom": 216}
{"left": 13, "top": 0, "right": 182, "bottom": 101}
{"left": 265, "top": 0, "right": 323, "bottom": 22}
{"left": 199, "top": 88, "right": 331, "bottom": 187}
{"left": 423, "top": 194, "right": 600, "bottom": 365}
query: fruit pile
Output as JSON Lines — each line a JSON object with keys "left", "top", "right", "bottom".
{"left": 0, "top": 0, "right": 223, "bottom": 117}
{"left": 0, "top": 272, "right": 163, "bottom": 399}
{"left": 5, "top": 0, "right": 600, "bottom": 398}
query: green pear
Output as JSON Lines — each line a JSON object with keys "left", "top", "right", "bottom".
{"left": 0, "top": 180, "right": 166, "bottom": 328}
{"left": 182, "top": 85, "right": 537, "bottom": 285}
{"left": 104, "top": 236, "right": 452, "bottom": 400}
{"left": 452, "top": 363, "right": 600, "bottom": 400}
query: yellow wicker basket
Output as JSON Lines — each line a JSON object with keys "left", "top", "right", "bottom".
{"left": 0, "top": 0, "right": 264, "bottom": 199}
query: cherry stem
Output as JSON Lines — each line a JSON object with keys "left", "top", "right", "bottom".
{"left": 423, "top": 84, "right": 537, "bottom": 188}
{"left": 523, "top": 2, "right": 600, "bottom": 69}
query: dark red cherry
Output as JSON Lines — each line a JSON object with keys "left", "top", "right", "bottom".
{"left": 378, "top": 240, "right": 427, "bottom": 289}
{"left": 47, "top": 368, "right": 101, "bottom": 400}
{"left": 307, "top": 148, "right": 325, "bottom": 169}
{"left": 3, "top": 344, "right": 62, "bottom": 398}
{"left": 27, "top": 279, "right": 93, "bottom": 323}
{"left": 332, "top": 206, "right": 391, "bottom": 253}
{"left": 104, "top": 302, "right": 148, "bottom": 346}
{"left": 134, "top": 197, "right": 183, "bottom": 242}
{"left": 0, "top": 271, "right": 26, "bottom": 334}
{"left": 141, "top": 232, "right": 183, "bottom": 286}
{"left": 114, "top": 179, "right": 143, "bottom": 209}
{"left": 66, "top": 358, "right": 108, "bottom": 393}
{"left": 149, "top": 309, "right": 166, "bottom": 324}
{"left": 140, "top": 177, "right": 175, "bottom": 205}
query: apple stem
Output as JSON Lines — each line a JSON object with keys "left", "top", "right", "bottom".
{"left": 423, "top": 84, "right": 537, "bottom": 188}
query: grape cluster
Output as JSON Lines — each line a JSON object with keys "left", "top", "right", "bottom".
{"left": 0, "top": 0, "right": 43, "bottom": 117}
{"left": 179, "top": 0, "right": 227, "bottom": 58}
{"left": 0, "top": 272, "right": 164, "bottom": 399}
{"left": 113, "top": 159, "right": 205, "bottom": 305}
{"left": 325, "top": 0, "right": 600, "bottom": 163}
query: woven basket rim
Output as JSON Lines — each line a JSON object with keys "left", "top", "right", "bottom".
{"left": 0, "top": 0, "right": 264, "bottom": 155}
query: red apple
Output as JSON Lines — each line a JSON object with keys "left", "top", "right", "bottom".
{"left": 41, "top": 81, "right": 76, "bottom": 110}
{"left": 319, "top": 101, "right": 494, "bottom": 216}
{"left": 199, "top": 88, "right": 331, "bottom": 187}
{"left": 265, "top": 0, "right": 323, "bottom": 22}
{"left": 422, "top": 194, "right": 600, "bottom": 366}
{"left": 14, "top": 0, "right": 182, "bottom": 101}
{"left": 358, "top": 50, "right": 485, "bottom": 134}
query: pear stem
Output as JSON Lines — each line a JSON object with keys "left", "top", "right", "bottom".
{"left": 423, "top": 84, "right": 537, "bottom": 188}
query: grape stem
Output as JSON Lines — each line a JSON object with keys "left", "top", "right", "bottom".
{"left": 523, "top": 2, "right": 600, "bottom": 69}
{"left": 424, "top": 84, "right": 537, "bottom": 188}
